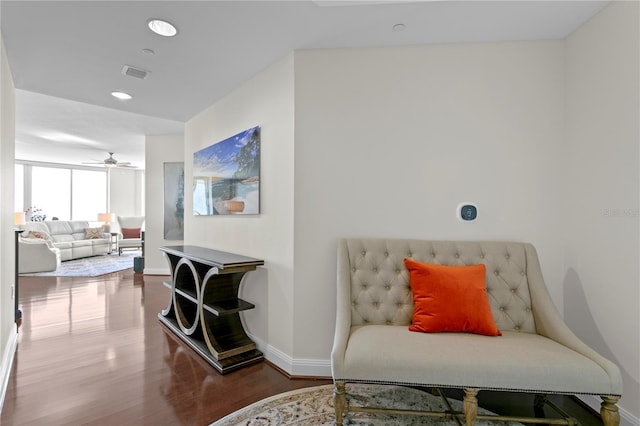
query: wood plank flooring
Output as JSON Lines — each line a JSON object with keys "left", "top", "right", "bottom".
{"left": 2, "top": 267, "right": 601, "bottom": 426}
{"left": 1, "top": 270, "right": 330, "bottom": 425}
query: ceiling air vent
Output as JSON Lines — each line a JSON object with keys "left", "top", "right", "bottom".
{"left": 121, "top": 65, "right": 150, "bottom": 80}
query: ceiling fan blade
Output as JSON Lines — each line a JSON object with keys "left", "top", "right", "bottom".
{"left": 82, "top": 153, "right": 136, "bottom": 168}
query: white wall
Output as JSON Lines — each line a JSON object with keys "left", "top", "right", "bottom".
{"left": 564, "top": 1, "right": 639, "bottom": 421}
{"left": 109, "top": 167, "right": 144, "bottom": 218}
{"left": 144, "top": 134, "right": 184, "bottom": 274}
{"left": 179, "top": 6, "right": 637, "bottom": 420}
{"left": 0, "top": 35, "right": 18, "bottom": 410}
{"left": 185, "top": 53, "right": 296, "bottom": 367}
{"left": 293, "top": 42, "right": 565, "bottom": 361}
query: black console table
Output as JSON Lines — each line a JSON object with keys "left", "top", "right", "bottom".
{"left": 158, "top": 245, "right": 264, "bottom": 374}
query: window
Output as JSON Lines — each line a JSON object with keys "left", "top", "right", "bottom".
{"left": 72, "top": 169, "right": 107, "bottom": 220}
{"left": 15, "top": 164, "right": 23, "bottom": 213}
{"left": 19, "top": 163, "right": 107, "bottom": 221}
{"left": 32, "top": 167, "right": 71, "bottom": 220}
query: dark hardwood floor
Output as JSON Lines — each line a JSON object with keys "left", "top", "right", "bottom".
{"left": 2, "top": 268, "right": 602, "bottom": 426}
{"left": 2, "top": 270, "right": 330, "bottom": 425}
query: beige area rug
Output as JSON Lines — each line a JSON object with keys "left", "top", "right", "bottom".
{"left": 212, "top": 383, "right": 520, "bottom": 426}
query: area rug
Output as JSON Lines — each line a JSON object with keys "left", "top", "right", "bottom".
{"left": 211, "top": 383, "right": 520, "bottom": 426}
{"left": 20, "top": 252, "right": 138, "bottom": 277}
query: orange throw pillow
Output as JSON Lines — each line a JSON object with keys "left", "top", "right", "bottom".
{"left": 404, "top": 259, "right": 501, "bottom": 336}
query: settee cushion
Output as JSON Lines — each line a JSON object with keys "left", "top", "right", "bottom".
{"left": 404, "top": 259, "right": 501, "bottom": 336}
{"left": 339, "top": 326, "right": 616, "bottom": 395}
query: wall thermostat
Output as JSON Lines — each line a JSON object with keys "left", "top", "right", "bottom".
{"left": 457, "top": 203, "right": 478, "bottom": 222}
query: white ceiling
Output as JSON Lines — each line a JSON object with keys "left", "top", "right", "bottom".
{"left": 1, "top": 0, "right": 609, "bottom": 169}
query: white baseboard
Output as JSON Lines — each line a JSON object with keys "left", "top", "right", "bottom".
{"left": 263, "top": 341, "right": 293, "bottom": 375}
{"left": 291, "top": 357, "right": 332, "bottom": 377}
{"left": 0, "top": 327, "right": 18, "bottom": 413}
{"left": 143, "top": 267, "right": 170, "bottom": 276}
{"left": 250, "top": 334, "right": 331, "bottom": 378}
{"left": 578, "top": 395, "right": 639, "bottom": 426}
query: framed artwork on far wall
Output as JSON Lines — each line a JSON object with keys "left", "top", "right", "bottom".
{"left": 193, "top": 126, "right": 260, "bottom": 216}
{"left": 164, "top": 162, "right": 184, "bottom": 240}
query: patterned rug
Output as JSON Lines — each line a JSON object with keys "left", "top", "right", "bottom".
{"left": 20, "top": 252, "right": 139, "bottom": 277}
{"left": 211, "top": 384, "right": 520, "bottom": 426}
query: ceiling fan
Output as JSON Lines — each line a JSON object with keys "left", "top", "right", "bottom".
{"left": 83, "top": 152, "right": 134, "bottom": 168}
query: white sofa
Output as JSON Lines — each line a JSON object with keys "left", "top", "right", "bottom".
{"left": 18, "top": 238, "right": 61, "bottom": 274}
{"left": 19, "top": 220, "right": 111, "bottom": 269}
{"left": 332, "top": 239, "right": 622, "bottom": 426}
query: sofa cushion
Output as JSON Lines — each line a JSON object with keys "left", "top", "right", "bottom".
{"left": 68, "top": 221, "right": 91, "bottom": 234}
{"left": 44, "top": 220, "right": 74, "bottom": 236}
{"left": 54, "top": 241, "right": 73, "bottom": 249}
{"left": 404, "top": 259, "right": 501, "bottom": 336}
{"left": 51, "top": 234, "right": 74, "bottom": 243}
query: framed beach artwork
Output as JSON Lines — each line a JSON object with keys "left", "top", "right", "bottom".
{"left": 193, "top": 126, "right": 260, "bottom": 216}
{"left": 163, "top": 162, "right": 185, "bottom": 240}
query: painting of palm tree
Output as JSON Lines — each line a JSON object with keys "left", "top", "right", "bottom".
{"left": 193, "top": 126, "right": 260, "bottom": 215}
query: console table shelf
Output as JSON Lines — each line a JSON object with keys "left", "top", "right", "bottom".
{"left": 158, "top": 245, "right": 264, "bottom": 374}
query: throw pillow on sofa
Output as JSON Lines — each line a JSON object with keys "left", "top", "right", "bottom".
{"left": 27, "top": 231, "right": 50, "bottom": 240}
{"left": 84, "top": 227, "right": 104, "bottom": 239}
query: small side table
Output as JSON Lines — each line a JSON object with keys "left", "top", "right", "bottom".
{"left": 109, "top": 232, "right": 119, "bottom": 254}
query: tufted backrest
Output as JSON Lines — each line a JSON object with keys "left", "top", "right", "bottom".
{"left": 344, "top": 239, "right": 536, "bottom": 333}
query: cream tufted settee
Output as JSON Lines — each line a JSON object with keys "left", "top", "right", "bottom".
{"left": 332, "top": 239, "right": 622, "bottom": 426}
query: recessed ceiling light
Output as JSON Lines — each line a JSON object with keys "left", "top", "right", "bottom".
{"left": 147, "top": 19, "right": 178, "bottom": 37}
{"left": 392, "top": 23, "right": 406, "bottom": 32}
{"left": 142, "top": 48, "right": 155, "bottom": 55}
{"left": 111, "top": 91, "right": 132, "bottom": 101}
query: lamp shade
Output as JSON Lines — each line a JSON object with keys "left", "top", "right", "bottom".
{"left": 14, "top": 212, "right": 25, "bottom": 225}
{"left": 98, "top": 213, "right": 114, "bottom": 223}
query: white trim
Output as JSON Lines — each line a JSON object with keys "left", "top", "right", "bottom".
{"left": 142, "top": 267, "right": 170, "bottom": 276}
{"left": 265, "top": 344, "right": 294, "bottom": 375}
{"left": 291, "top": 357, "right": 332, "bottom": 377}
{"left": 249, "top": 333, "right": 292, "bottom": 375}
{"left": 0, "top": 328, "right": 18, "bottom": 413}
{"left": 578, "top": 395, "right": 639, "bottom": 426}
{"left": 249, "top": 333, "right": 332, "bottom": 378}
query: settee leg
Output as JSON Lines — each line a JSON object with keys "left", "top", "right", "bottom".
{"left": 601, "top": 396, "right": 620, "bottom": 426}
{"left": 334, "top": 381, "right": 347, "bottom": 426}
{"left": 463, "top": 388, "right": 479, "bottom": 426}
{"left": 533, "top": 394, "right": 548, "bottom": 418}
